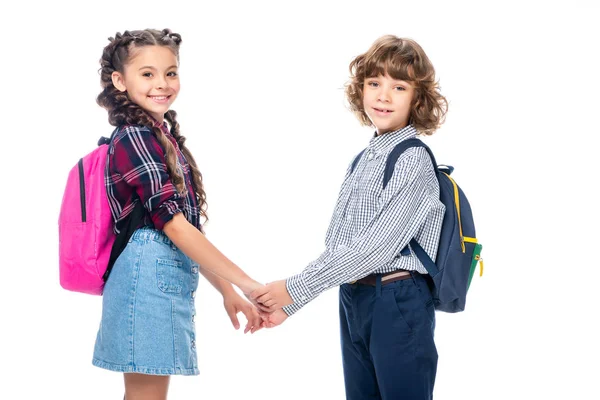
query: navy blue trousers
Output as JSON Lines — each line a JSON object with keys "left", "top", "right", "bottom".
{"left": 339, "top": 272, "right": 438, "bottom": 400}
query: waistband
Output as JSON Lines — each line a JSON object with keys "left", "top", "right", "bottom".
{"left": 350, "top": 269, "right": 409, "bottom": 285}
{"left": 130, "top": 227, "right": 174, "bottom": 246}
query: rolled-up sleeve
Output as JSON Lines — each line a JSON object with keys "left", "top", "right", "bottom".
{"left": 111, "top": 126, "right": 185, "bottom": 230}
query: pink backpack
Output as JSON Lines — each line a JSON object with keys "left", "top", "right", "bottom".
{"left": 58, "top": 130, "right": 143, "bottom": 295}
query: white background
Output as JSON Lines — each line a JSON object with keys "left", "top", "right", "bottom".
{"left": 2, "top": 0, "right": 599, "bottom": 399}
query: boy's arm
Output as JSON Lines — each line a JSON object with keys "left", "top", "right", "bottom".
{"left": 252, "top": 149, "right": 441, "bottom": 316}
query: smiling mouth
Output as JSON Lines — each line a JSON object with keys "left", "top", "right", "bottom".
{"left": 148, "top": 95, "right": 171, "bottom": 104}
{"left": 373, "top": 107, "right": 393, "bottom": 113}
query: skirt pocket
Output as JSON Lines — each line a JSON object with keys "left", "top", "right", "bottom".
{"left": 156, "top": 258, "right": 184, "bottom": 294}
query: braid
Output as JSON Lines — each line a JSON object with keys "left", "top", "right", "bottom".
{"left": 160, "top": 28, "right": 182, "bottom": 45}
{"left": 97, "top": 28, "right": 207, "bottom": 222}
{"left": 165, "top": 110, "right": 208, "bottom": 222}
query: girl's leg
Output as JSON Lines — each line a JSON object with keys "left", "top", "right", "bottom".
{"left": 124, "top": 373, "right": 170, "bottom": 400}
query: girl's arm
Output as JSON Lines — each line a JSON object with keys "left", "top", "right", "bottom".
{"left": 110, "top": 127, "right": 262, "bottom": 295}
{"left": 163, "top": 213, "right": 262, "bottom": 295}
{"left": 199, "top": 268, "right": 237, "bottom": 297}
{"left": 200, "top": 268, "right": 264, "bottom": 334}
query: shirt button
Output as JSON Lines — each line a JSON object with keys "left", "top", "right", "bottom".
{"left": 367, "top": 152, "right": 374, "bottom": 160}
{"left": 192, "top": 314, "right": 196, "bottom": 322}
{"left": 191, "top": 290, "right": 196, "bottom": 298}
{"left": 192, "top": 267, "right": 198, "bottom": 274}
{"left": 300, "top": 296, "right": 308, "bottom": 302}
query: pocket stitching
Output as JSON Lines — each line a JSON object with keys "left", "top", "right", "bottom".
{"left": 414, "top": 279, "right": 436, "bottom": 321}
{"left": 389, "top": 284, "right": 416, "bottom": 333}
{"left": 156, "top": 258, "right": 184, "bottom": 294}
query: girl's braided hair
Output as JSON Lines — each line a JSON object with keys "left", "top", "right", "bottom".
{"left": 97, "top": 28, "right": 207, "bottom": 223}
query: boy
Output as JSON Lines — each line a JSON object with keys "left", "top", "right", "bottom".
{"left": 251, "top": 35, "right": 448, "bottom": 400}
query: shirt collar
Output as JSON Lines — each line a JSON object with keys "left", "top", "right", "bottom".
{"left": 368, "top": 125, "right": 418, "bottom": 153}
{"left": 149, "top": 116, "right": 172, "bottom": 137}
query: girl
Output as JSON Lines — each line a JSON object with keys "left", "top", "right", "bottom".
{"left": 92, "top": 28, "right": 263, "bottom": 400}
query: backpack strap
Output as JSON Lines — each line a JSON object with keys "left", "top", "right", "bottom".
{"left": 97, "top": 127, "right": 120, "bottom": 146}
{"left": 103, "top": 200, "right": 145, "bottom": 282}
{"left": 101, "top": 127, "right": 145, "bottom": 282}
{"left": 383, "top": 138, "right": 440, "bottom": 189}
{"left": 384, "top": 138, "right": 441, "bottom": 276}
{"left": 409, "top": 239, "right": 440, "bottom": 276}
{"left": 350, "top": 148, "right": 366, "bottom": 174}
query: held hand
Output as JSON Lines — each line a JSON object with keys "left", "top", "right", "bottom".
{"left": 223, "top": 291, "right": 264, "bottom": 334}
{"left": 238, "top": 278, "right": 264, "bottom": 299}
{"left": 238, "top": 280, "right": 265, "bottom": 310}
{"left": 250, "top": 280, "right": 293, "bottom": 312}
{"left": 260, "top": 309, "right": 289, "bottom": 328}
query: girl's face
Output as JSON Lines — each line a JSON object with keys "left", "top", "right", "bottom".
{"left": 111, "top": 45, "right": 180, "bottom": 123}
{"left": 362, "top": 74, "right": 415, "bottom": 135}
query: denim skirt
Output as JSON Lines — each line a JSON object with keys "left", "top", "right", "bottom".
{"left": 92, "top": 228, "right": 200, "bottom": 375}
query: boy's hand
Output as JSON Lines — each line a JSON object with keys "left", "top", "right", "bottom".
{"left": 260, "top": 309, "right": 289, "bottom": 328}
{"left": 250, "top": 280, "right": 293, "bottom": 312}
{"left": 223, "top": 291, "right": 263, "bottom": 334}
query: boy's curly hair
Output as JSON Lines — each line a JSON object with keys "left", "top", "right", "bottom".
{"left": 345, "top": 35, "right": 448, "bottom": 135}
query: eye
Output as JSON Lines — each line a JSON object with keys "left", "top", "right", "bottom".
{"left": 167, "top": 71, "right": 178, "bottom": 77}
{"left": 395, "top": 86, "right": 406, "bottom": 91}
{"left": 142, "top": 72, "right": 153, "bottom": 78}
{"left": 367, "top": 81, "right": 379, "bottom": 87}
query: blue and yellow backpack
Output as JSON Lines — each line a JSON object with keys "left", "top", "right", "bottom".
{"left": 351, "top": 138, "right": 483, "bottom": 313}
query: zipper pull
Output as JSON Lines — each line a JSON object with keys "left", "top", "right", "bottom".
{"left": 475, "top": 255, "right": 484, "bottom": 276}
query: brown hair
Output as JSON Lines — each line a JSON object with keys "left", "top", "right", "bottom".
{"left": 345, "top": 35, "right": 448, "bottom": 135}
{"left": 97, "top": 28, "right": 207, "bottom": 222}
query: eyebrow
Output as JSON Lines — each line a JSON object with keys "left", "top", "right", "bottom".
{"left": 365, "top": 77, "right": 410, "bottom": 84}
{"left": 138, "top": 65, "right": 178, "bottom": 71}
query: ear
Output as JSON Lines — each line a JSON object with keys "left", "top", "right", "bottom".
{"left": 111, "top": 71, "right": 127, "bottom": 92}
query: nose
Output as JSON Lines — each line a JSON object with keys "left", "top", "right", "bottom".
{"left": 377, "top": 88, "right": 391, "bottom": 103}
{"left": 155, "top": 75, "right": 168, "bottom": 90}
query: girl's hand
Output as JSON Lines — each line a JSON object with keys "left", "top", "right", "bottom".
{"left": 223, "top": 291, "right": 263, "bottom": 334}
{"left": 238, "top": 278, "right": 264, "bottom": 298}
{"left": 250, "top": 280, "right": 293, "bottom": 312}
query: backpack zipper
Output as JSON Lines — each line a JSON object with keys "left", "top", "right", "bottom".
{"left": 78, "top": 158, "right": 86, "bottom": 222}
{"left": 442, "top": 172, "right": 465, "bottom": 252}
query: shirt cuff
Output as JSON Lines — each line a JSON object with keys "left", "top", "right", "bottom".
{"left": 282, "top": 302, "right": 303, "bottom": 316}
{"left": 283, "top": 273, "right": 317, "bottom": 316}
{"left": 286, "top": 273, "right": 314, "bottom": 303}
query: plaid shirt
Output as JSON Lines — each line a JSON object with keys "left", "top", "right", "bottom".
{"left": 106, "top": 121, "right": 202, "bottom": 234}
{"left": 283, "top": 125, "right": 445, "bottom": 316}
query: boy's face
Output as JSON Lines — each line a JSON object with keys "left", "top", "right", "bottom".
{"left": 362, "top": 74, "right": 414, "bottom": 135}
